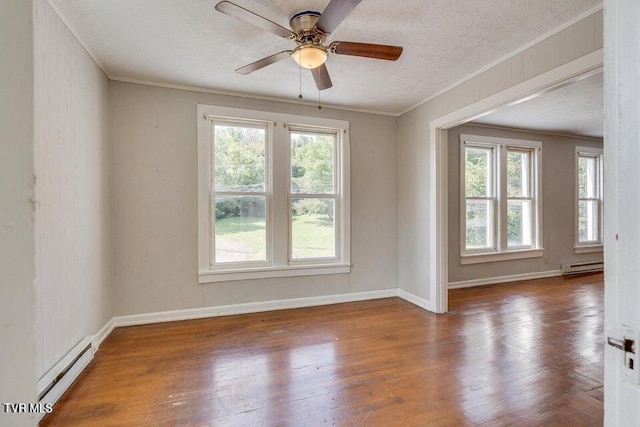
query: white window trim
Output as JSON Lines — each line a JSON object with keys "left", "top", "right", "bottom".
{"left": 574, "top": 146, "right": 603, "bottom": 253}
{"left": 197, "top": 105, "right": 351, "bottom": 284}
{"left": 460, "top": 248, "right": 545, "bottom": 265}
{"left": 198, "top": 264, "right": 352, "bottom": 283}
{"left": 460, "top": 134, "right": 543, "bottom": 263}
{"left": 573, "top": 245, "right": 603, "bottom": 254}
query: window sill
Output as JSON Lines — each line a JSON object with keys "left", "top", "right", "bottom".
{"left": 460, "top": 249, "right": 544, "bottom": 265}
{"left": 574, "top": 245, "right": 603, "bottom": 254}
{"left": 198, "top": 263, "right": 351, "bottom": 284}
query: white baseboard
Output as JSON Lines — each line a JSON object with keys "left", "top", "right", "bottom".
{"left": 113, "top": 289, "right": 398, "bottom": 327}
{"left": 397, "top": 289, "right": 436, "bottom": 312}
{"left": 448, "top": 269, "right": 563, "bottom": 289}
{"left": 92, "top": 317, "right": 115, "bottom": 352}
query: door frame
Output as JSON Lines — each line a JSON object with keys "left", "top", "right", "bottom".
{"left": 428, "top": 49, "right": 604, "bottom": 313}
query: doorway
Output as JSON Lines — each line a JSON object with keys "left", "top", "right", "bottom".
{"left": 428, "top": 55, "right": 603, "bottom": 313}
{"left": 448, "top": 72, "right": 603, "bottom": 293}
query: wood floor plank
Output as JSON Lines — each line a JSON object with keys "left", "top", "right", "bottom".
{"left": 41, "top": 273, "right": 604, "bottom": 426}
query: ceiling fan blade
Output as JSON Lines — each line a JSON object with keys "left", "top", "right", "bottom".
{"left": 311, "top": 64, "right": 333, "bottom": 91}
{"left": 215, "top": 1, "right": 294, "bottom": 39}
{"left": 235, "top": 51, "right": 292, "bottom": 75}
{"left": 330, "top": 41, "right": 403, "bottom": 61}
{"left": 315, "top": 0, "right": 363, "bottom": 34}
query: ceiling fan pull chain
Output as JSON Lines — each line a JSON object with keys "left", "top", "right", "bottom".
{"left": 318, "top": 89, "right": 322, "bottom": 110}
{"left": 298, "top": 62, "right": 303, "bottom": 99}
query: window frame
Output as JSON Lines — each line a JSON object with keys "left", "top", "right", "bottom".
{"left": 504, "top": 146, "right": 536, "bottom": 250}
{"left": 461, "top": 143, "right": 498, "bottom": 254}
{"left": 197, "top": 105, "right": 351, "bottom": 283}
{"left": 574, "top": 146, "right": 603, "bottom": 253}
{"left": 287, "top": 126, "right": 341, "bottom": 264}
{"left": 460, "top": 134, "right": 543, "bottom": 265}
{"left": 210, "top": 118, "right": 272, "bottom": 269}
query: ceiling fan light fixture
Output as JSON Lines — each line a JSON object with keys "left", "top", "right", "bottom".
{"left": 292, "top": 46, "right": 327, "bottom": 69}
{"left": 215, "top": 0, "right": 404, "bottom": 92}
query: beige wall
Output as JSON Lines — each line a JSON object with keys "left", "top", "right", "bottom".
{"left": 0, "top": 0, "right": 37, "bottom": 425}
{"left": 397, "top": 10, "right": 603, "bottom": 301}
{"left": 33, "top": 0, "right": 113, "bottom": 378}
{"left": 447, "top": 124, "right": 603, "bottom": 283}
{"left": 110, "top": 82, "right": 398, "bottom": 316}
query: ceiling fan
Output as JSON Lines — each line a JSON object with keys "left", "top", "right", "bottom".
{"left": 215, "top": 0, "right": 403, "bottom": 91}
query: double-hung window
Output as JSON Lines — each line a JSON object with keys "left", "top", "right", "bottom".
{"left": 463, "top": 144, "right": 496, "bottom": 252}
{"left": 460, "top": 134, "right": 542, "bottom": 264}
{"left": 289, "top": 129, "right": 340, "bottom": 262}
{"left": 575, "top": 147, "right": 603, "bottom": 252}
{"left": 197, "top": 105, "right": 350, "bottom": 283}
{"left": 211, "top": 120, "right": 270, "bottom": 266}
{"left": 506, "top": 148, "right": 535, "bottom": 249}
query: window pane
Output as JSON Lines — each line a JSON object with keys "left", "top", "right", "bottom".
{"left": 507, "top": 200, "right": 533, "bottom": 247}
{"left": 578, "top": 200, "right": 599, "bottom": 242}
{"left": 291, "top": 132, "right": 335, "bottom": 194}
{"left": 214, "top": 196, "right": 266, "bottom": 263}
{"left": 465, "top": 199, "right": 494, "bottom": 250}
{"left": 465, "top": 147, "right": 492, "bottom": 197}
{"left": 291, "top": 198, "right": 335, "bottom": 259}
{"left": 214, "top": 125, "right": 266, "bottom": 192}
{"left": 507, "top": 150, "right": 531, "bottom": 197}
{"left": 578, "top": 156, "right": 598, "bottom": 198}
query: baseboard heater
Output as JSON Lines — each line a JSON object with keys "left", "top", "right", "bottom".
{"left": 36, "top": 337, "right": 94, "bottom": 420}
{"left": 561, "top": 261, "right": 604, "bottom": 275}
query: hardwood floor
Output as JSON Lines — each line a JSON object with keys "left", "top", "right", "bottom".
{"left": 41, "top": 274, "right": 604, "bottom": 426}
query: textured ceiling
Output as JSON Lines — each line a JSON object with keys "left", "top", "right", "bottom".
{"left": 49, "top": 0, "right": 601, "bottom": 114}
{"left": 473, "top": 72, "right": 603, "bottom": 138}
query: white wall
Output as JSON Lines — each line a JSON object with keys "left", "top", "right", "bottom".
{"left": 33, "top": 0, "right": 113, "bottom": 379}
{"left": 0, "top": 0, "right": 37, "bottom": 425}
{"left": 397, "top": 9, "right": 603, "bottom": 301}
{"left": 447, "top": 124, "right": 603, "bottom": 283}
{"left": 110, "top": 82, "right": 398, "bottom": 316}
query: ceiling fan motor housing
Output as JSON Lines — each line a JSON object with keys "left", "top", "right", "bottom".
{"left": 289, "top": 10, "right": 328, "bottom": 47}
{"left": 289, "top": 11, "right": 321, "bottom": 33}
